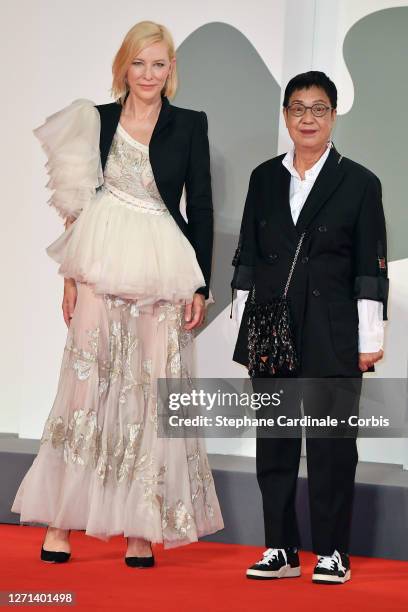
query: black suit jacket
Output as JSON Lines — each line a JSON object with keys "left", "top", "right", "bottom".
{"left": 94, "top": 96, "right": 213, "bottom": 299}
{"left": 232, "top": 146, "right": 389, "bottom": 377}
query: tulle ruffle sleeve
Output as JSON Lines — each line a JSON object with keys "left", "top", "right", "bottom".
{"left": 33, "top": 98, "right": 103, "bottom": 220}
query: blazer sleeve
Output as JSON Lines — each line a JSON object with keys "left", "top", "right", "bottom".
{"left": 185, "top": 111, "right": 213, "bottom": 299}
{"left": 353, "top": 173, "right": 389, "bottom": 319}
{"left": 231, "top": 169, "right": 257, "bottom": 290}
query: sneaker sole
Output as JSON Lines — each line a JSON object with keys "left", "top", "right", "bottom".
{"left": 312, "top": 570, "right": 351, "bottom": 584}
{"left": 246, "top": 565, "right": 301, "bottom": 580}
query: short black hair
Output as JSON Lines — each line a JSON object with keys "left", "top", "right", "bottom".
{"left": 283, "top": 71, "right": 337, "bottom": 109}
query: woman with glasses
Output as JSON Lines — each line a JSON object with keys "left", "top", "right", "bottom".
{"left": 232, "top": 71, "right": 388, "bottom": 584}
{"left": 11, "top": 20, "right": 224, "bottom": 567}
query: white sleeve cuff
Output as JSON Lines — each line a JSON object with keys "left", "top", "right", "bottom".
{"left": 358, "top": 299, "right": 385, "bottom": 353}
{"left": 232, "top": 289, "right": 249, "bottom": 326}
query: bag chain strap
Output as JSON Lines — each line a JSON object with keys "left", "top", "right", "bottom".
{"left": 283, "top": 231, "right": 306, "bottom": 298}
{"left": 251, "top": 231, "right": 306, "bottom": 304}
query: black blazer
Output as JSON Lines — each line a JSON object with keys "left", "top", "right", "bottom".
{"left": 94, "top": 95, "right": 213, "bottom": 299}
{"left": 232, "top": 146, "right": 389, "bottom": 377}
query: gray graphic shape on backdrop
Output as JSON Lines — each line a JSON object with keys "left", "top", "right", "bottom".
{"left": 174, "top": 22, "right": 280, "bottom": 326}
{"left": 335, "top": 7, "right": 408, "bottom": 262}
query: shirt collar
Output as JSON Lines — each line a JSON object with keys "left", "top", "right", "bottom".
{"left": 282, "top": 141, "right": 333, "bottom": 181}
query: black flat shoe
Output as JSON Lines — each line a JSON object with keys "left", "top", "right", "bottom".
{"left": 40, "top": 547, "right": 71, "bottom": 563}
{"left": 40, "top": 529, "right": 71, "bottom": 563}
{"left": 125, "top": 554, "right": 155, "bottom": 568}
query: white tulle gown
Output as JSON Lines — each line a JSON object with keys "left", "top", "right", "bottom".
{"left": 11, "top": 99, "right": 224, "bottom": 548}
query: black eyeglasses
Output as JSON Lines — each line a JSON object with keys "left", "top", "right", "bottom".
{"left": 286, "top": 103, "right": 333, "bottom": 117}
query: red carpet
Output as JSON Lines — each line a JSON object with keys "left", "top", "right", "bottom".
{"left": 1, "top": 525, "right": 407, "bottom": 611}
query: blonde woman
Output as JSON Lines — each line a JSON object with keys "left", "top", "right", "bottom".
{"left": 11, "top": 21, "right": 224, "bottom": 567}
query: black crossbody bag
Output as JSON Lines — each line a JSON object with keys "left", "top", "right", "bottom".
{"left": 231, "top": 231, "right": 306, "bottom": 379}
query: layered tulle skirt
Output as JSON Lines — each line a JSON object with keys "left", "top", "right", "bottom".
{"left": 45, "top": 184, "right": 206, "bottom": 305}
{"left": 11, "top": 282, "right": 224, "bottom": 547}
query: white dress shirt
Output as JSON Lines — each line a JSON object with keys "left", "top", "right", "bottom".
{"left": 233, "top": 142, "right": 384, "bottom": 353}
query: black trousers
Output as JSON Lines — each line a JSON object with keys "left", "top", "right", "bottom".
{"left": 253, "top": 376, "right": 362, "bottom": 556}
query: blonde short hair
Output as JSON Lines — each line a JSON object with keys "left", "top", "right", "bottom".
{"left": 111, "top": 21, "right": 178, "bottom": 105}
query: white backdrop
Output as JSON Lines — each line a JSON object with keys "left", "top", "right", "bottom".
{"left": 1, "top": 0, "right": 407, "bottom": 467}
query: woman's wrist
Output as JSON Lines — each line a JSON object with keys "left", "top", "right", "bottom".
{"left": 194, "top": 292, "right": 205, "bottom": 303}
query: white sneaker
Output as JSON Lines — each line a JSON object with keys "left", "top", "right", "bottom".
{"left": 246, "top": 547, "right": 301, "bottom": 580}
{"left": 312, "top": 550, "right": 351, "bottom": 584}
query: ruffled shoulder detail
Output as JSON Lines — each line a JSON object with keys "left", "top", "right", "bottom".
{"left": 33, "top": 98, "right": 103, "bottom": 220}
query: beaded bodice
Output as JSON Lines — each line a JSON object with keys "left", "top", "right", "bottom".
{"left": 103, "top": 122, "right": 167, "bottom": 213}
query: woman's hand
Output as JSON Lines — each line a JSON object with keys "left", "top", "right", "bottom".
{"left": 184, "top": 293, "right": 206, "bottom": 330}
{"left": 359, "top": 350, "right": 384, "bottom": 372}
{"left": 62, "top": 279, "right": 77, "bottom": 328}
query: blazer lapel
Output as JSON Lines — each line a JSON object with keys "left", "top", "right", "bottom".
{"left": 275, "top": 163, "right": 299, "bottom": 243}
{"left": 295, "top": 146, "right": 345, "bottom": 233}
{"left": 99, "top": 95, "right": 174, "bottom": 171}
{"left": 150, "top": 96, "right": 173, "bottom": 140}
{"left": 99, "top": 102, "right": 121, "bottom": 171}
